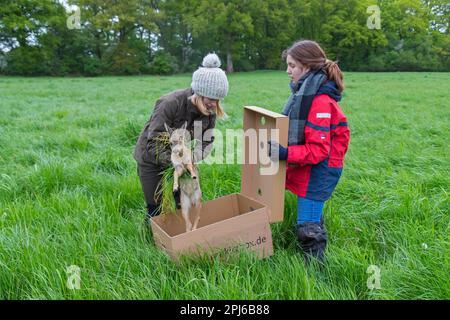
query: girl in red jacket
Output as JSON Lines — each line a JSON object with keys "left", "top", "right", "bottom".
{"left": 270, "top": 40, "right": 350, "bottom": 262}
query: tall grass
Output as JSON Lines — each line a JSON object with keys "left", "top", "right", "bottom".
{"left": 0, "top": 72, "right": 448, "bottom": 299}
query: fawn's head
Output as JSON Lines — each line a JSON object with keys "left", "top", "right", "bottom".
{"left": 164, "top": 122, "right": 191, "bottom": 149}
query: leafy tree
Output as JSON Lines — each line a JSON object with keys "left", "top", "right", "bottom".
{"left": 187, "top": 0, "right": 255, "bottom": 73}
{"left": 0, "top": 0, "right": 448, "bottom": 74}
{"left": 248, "top": 0, "right": 295, "bottom": 70}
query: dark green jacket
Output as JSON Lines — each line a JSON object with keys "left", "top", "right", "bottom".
{"left": 134, "top": 88, "right": 216, "bottom": 167}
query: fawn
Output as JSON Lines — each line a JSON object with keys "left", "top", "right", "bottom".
{"left": 164, "top": 122, "right": 202, "bottom": 232}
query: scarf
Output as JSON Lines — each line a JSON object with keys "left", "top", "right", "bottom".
{"left": 282, "top": 70, "right": 327, "bottom": 146}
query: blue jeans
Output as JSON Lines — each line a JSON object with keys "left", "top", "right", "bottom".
{"left": 297, "top": 197, "right": 324, "bottom": 225}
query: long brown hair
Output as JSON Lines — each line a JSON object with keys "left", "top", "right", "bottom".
{"left": 282, "top": 40, "right": 344, "bottom": 92}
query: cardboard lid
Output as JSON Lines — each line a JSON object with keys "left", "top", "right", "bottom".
{"left": 240, "top": 106, "right": 289, "bottom": 223}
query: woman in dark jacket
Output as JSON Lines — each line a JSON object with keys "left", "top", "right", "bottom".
{"left": 134, "top": 53, "right": 229, "bottom": 219}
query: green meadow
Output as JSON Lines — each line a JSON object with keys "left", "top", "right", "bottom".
{"left": 0, "top": 72, "right": 448, "bottom": 299}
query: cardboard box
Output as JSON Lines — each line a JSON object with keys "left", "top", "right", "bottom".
{"left": 241, "top": 106, "right": 289, "bottom": 223}
{"left": 150, "top": 106, "right": 288, "bottom": 260}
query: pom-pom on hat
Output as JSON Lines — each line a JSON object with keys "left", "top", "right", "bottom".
{"left": 191, "top": 53, "right": 229, "bottom": 100}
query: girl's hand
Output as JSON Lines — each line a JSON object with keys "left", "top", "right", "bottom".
{"left": 268, "top": 140, "right": 288, "bottom": 161}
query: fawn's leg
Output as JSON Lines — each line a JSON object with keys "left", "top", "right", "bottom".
{"left": 191, "top": 202, "right": 202, "bottom": 231}
{"left": 180, "top": 193, "right": 192, "bottom": 232}
{"left": 186, "top": 164, "right": 197, "bottom": 179}
{"left": 173, "top": 167, "right": 181, "bottom": 192}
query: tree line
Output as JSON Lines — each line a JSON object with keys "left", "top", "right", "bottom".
{"left": 0, "top": 0, "right": 448, "bottom": 76}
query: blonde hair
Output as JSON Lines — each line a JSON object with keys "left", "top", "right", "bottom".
{"left": 190, "top": 94, "right": 226, "bottom": 118}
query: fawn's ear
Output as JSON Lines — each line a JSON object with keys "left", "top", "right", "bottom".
{"left": 164, "top": 122, "right": 172, "bottom": 135}
{"left": 182, "top": 121, "right": 187, "bottom": 131}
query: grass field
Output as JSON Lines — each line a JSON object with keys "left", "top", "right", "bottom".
{"left": 0, "top": 71, "right": 449, "bottom": 299}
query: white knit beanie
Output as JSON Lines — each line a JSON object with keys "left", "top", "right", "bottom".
{"left": 191, "top": 53, "right": 229, "bottom": 100}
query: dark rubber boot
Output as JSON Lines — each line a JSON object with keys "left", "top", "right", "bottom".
{"left": 296, "top": 221, "right": 328, "bottom": 264}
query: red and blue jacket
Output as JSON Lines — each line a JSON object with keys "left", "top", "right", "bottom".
{"left": 285, "top": 94, "right": 350, "bottom": 201}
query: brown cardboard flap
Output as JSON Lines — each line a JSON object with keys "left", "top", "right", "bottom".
{"left": 241, "top": 106, "right": 289, "bottom": 223}
{"left": 152, "top": 193, "right": 266, "bottom": 237}
{"left": 170, "top": 201, "right": 271, "bottom": 257}
{"left": 173, "top": 219, "right": 273, "bottom": 259}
